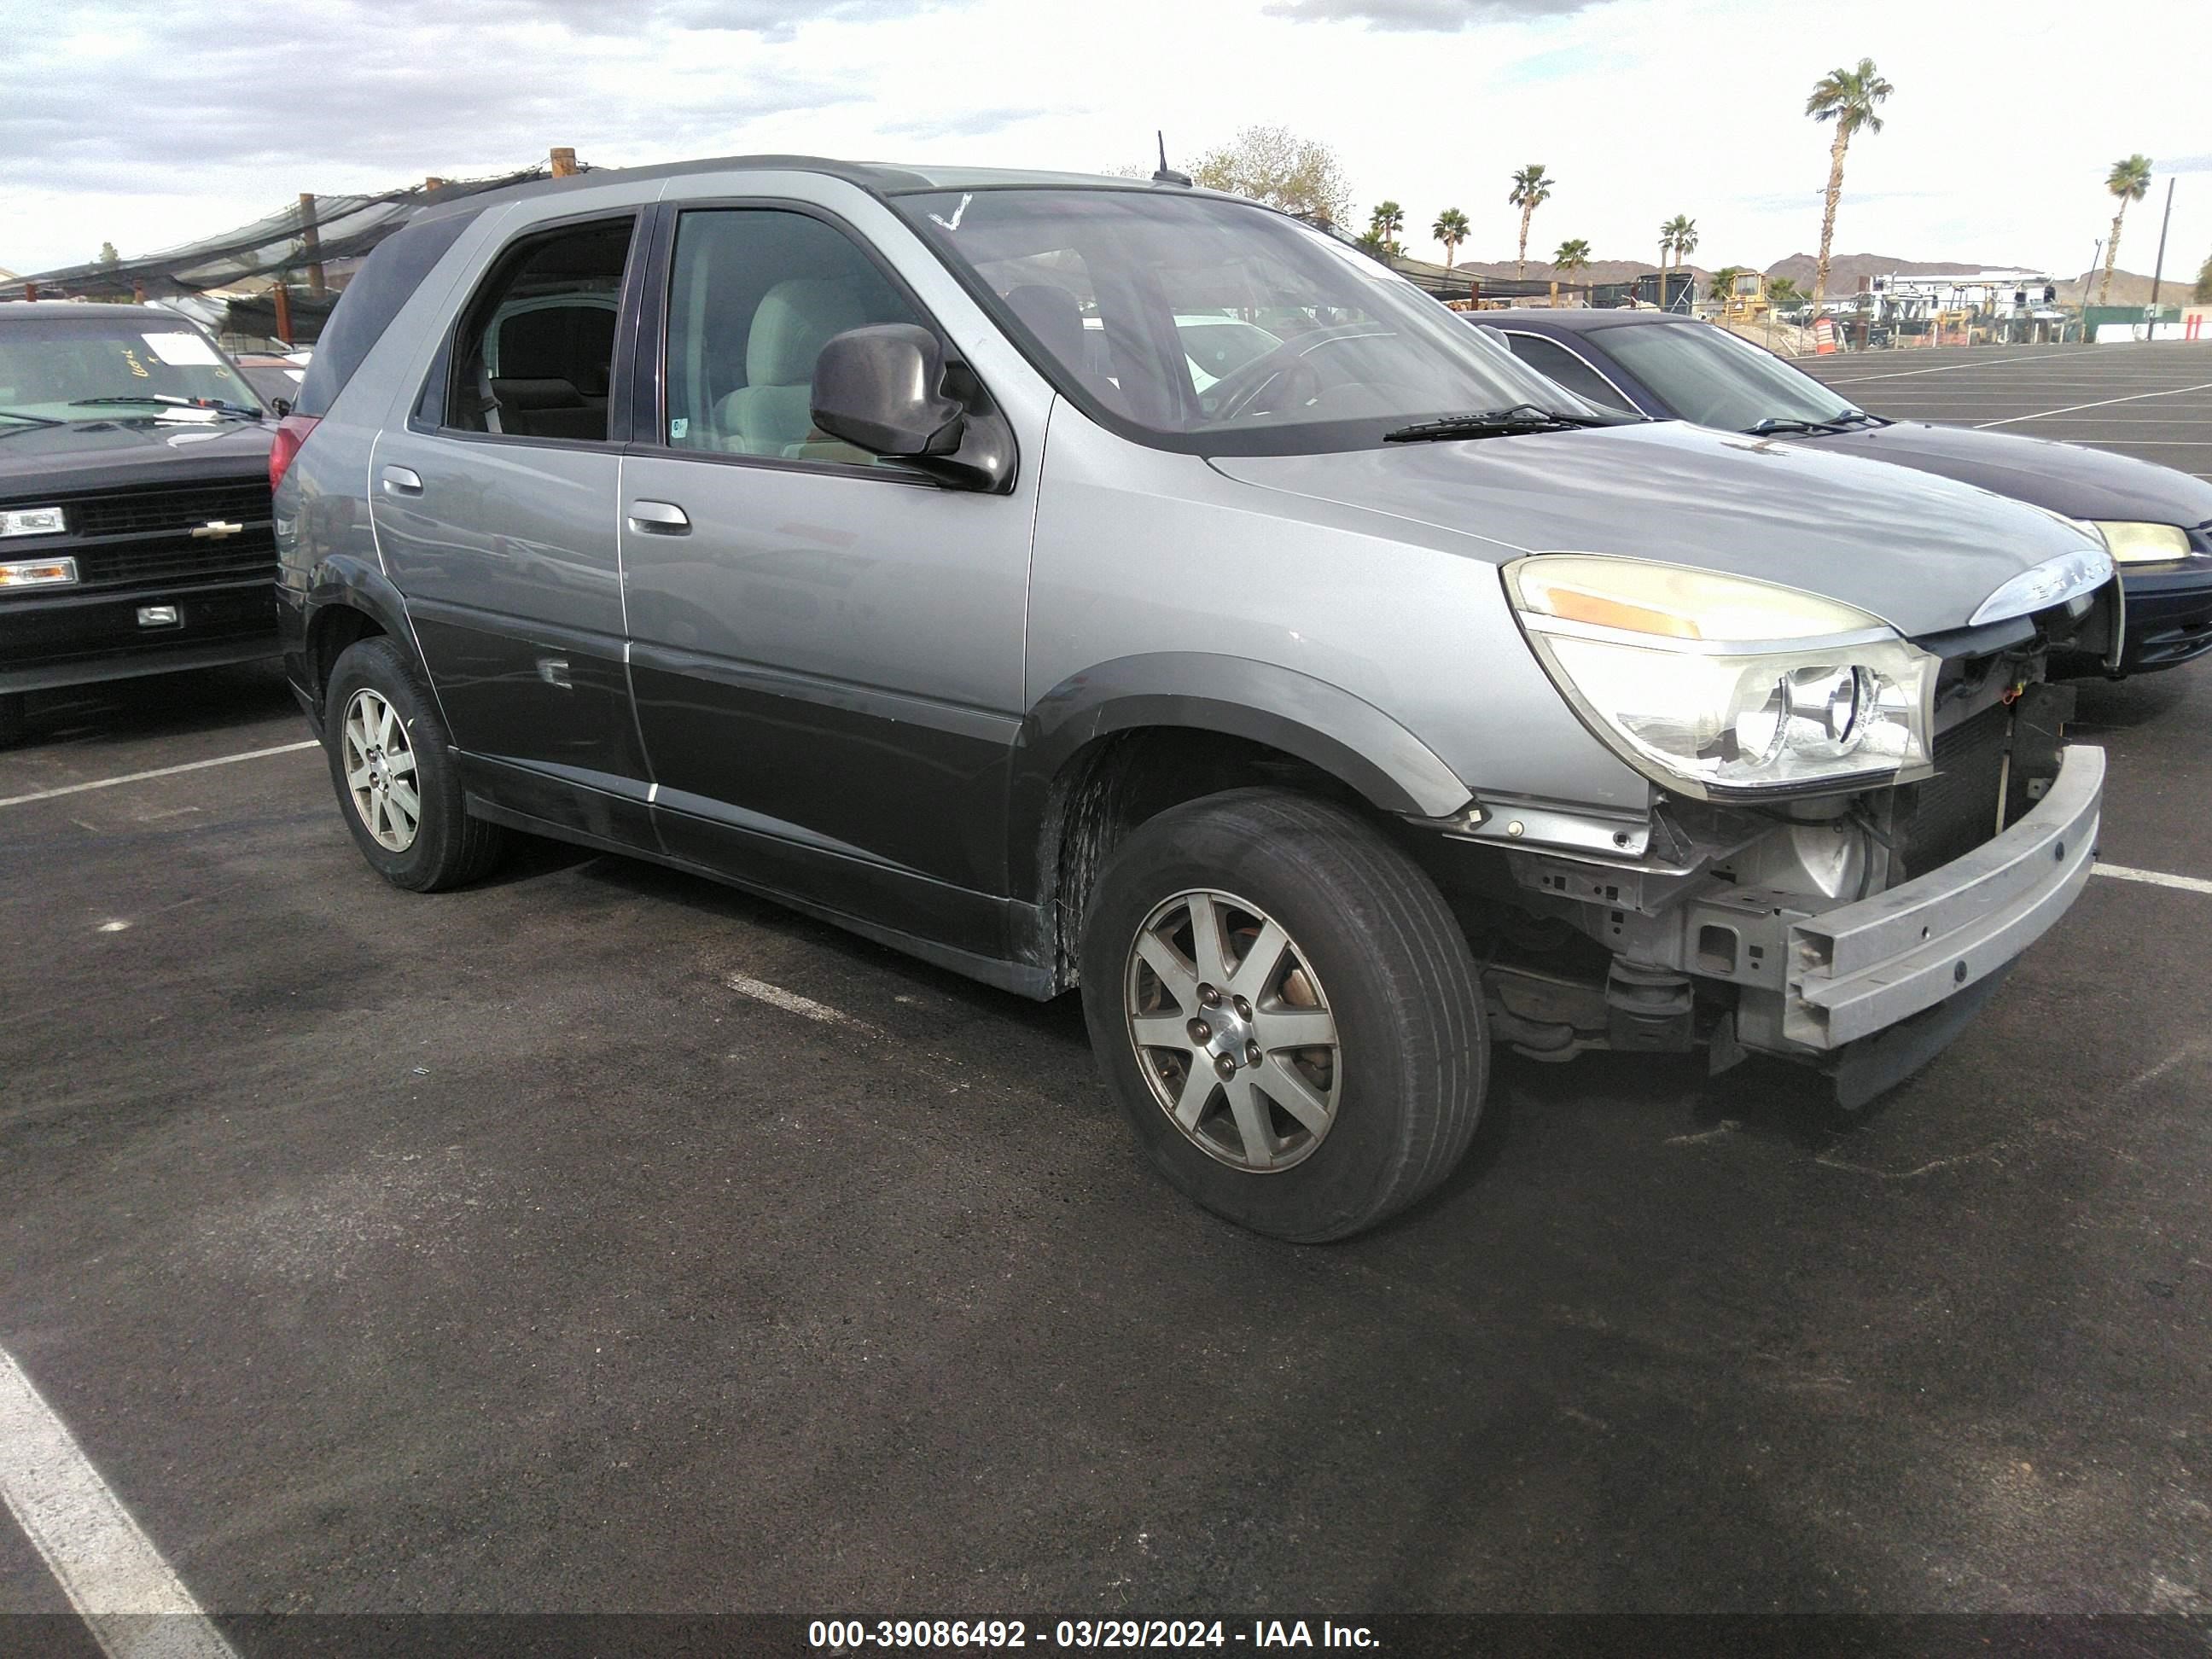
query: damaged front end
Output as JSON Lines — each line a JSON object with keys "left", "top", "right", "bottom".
{"left": 1416, "top": 573, "right": 2117, "bottom": 1107}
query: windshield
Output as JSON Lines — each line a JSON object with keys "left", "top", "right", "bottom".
{"left": 0, "top": 315, "right": 263, "bottom": 422}
{"left": 1598, "top": 323, "right": 1861, "bottom": 433}
{"left": 895, "top": 188, "right": 1617, "bottom": 455}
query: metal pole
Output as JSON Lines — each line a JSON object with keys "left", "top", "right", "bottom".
{"left": 2146, "top": 178, "right": 2175, "bottom": 324}
{"left": 299, "top": 192, "right": 325, "bottom": 295}
{"left": 2079, "top": 239, "right": 2101, "bottom": 343}
{"left": 300, "top": 195, "right": 325, "bottom": 296}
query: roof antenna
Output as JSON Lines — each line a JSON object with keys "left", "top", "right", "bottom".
{"left": 1152, "top": 131, "right": 1191, "bottom": 188}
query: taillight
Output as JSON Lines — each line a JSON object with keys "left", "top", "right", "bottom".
{"left": 269, "top": 413, "right": 321, "bottom": 494}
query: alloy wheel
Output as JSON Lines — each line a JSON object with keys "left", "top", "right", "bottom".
{"left": 1124, "top": 888, "right": 1342, "bottom": 1173}
{"left": 342, "top": 687, "right": 421, "bottom": 853}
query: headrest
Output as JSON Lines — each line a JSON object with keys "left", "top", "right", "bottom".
{"left": 746, "top": 278, "right": 875, "bottom": 385}
{"left": 1004, "top": 283, "right": 1086, "bottom": 367}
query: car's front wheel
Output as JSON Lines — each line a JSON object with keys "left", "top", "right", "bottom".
{"left": 1080, "top": 788, "right": 1488, "bottom": 1242}
{"left": 323, "top": 636, "right": 505, "bottom": 891}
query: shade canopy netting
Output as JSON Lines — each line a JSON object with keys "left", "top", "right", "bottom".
{"left": 12, "top": 166, "right": 556, "bottom": 300}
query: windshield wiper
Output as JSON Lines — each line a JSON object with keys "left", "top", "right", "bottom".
{"left": 0, "top": 409, "right": 64, "bottom": 428}
{"left": 1385, "top": 405, "right": 1609, "bottom": 443}
{"left": 1745, "top": 410, "right": 1882, "bottom": 437}
{"left": 69, "top": 394, "right": 265, "bottom": 422}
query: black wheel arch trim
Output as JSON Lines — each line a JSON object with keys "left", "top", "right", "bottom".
{"left": 1005, "top": 651, "right": 1475, "bottom": 897}
{"left": 288, "top": 554, "right": 434, "bottom": 734}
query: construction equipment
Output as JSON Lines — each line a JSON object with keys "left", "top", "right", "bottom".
{"left": 1720, "top": 271, "right": 1770, "bottom": 324}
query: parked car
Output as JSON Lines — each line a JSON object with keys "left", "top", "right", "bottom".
{"left": 277, "top": 159, "right": 2116, "bottom": 1240}
{"left": 1484, "top": 309, "right": 2212, "bottom": 673}
{"left": 0, "top": 301, "right": 276, "bottom": 746}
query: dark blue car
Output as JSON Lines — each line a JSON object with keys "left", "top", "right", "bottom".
{"left": 1480, "top": 309, "right": 2212, "bottom": 676}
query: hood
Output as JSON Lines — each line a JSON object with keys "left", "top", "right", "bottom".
{"left": 0, "top": 417, "right": 273, "bottom": 498}
{"left": 1802, "top": 419, "right": 2212, "bottom": 530}
{"left": 1208, "top": 420, "right": 2108, "bottom": 637}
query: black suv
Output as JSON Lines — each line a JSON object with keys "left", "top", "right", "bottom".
{"left": 0, "top": 302, "right": 277, "bottom": 745}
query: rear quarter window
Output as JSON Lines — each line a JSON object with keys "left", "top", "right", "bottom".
{"left": 292, "top": 211, "right": 480, "bottom": 419}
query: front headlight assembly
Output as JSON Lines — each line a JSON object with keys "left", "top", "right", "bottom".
{"left": 2091, "top": 521, "right": 2194, "bottom": 564}
{"left": 1505, "top": 556, "right": 1937, "bottom": 800}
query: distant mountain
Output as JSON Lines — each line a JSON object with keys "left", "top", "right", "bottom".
{"left": 2051, "top": 270, "right": 2168, "bottom": 307}
{"left": 1429, "top": 249, "right": 2179, "bottom": 306}
{"left": 1445, "top": 253, "right": 2029, "bottom": 290}
{"left": 1756, "top": 253, "right": 2178, "bottom": 307}
{"left": 1761, "top": 252, "right": 2004, "bottom": 288}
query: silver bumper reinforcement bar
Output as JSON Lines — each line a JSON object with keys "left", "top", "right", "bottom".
{"left": 1784, "top": 744, "right": 2104, "bottom": 1050}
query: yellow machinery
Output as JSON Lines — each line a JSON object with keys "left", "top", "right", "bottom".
{"left": 1930, "top": 306, "right": 1988, "bottom": 346}
{"left": 1720, "top": 271, "right": 1770, "bottom": 324}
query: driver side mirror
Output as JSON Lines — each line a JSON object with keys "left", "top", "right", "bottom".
{"left": 811, "top": 324, "right": 1015, "bottom": 493}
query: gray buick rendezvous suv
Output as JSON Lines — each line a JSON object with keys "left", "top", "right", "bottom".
{"left": 276, "top": 157, "right": 2116, "bottom": 1241}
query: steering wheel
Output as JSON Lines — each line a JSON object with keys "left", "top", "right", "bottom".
{"left": 1200, "top": 327, "right": 1381, "bottom": 422}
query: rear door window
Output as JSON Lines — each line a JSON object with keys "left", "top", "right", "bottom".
{"left": 443, "top": 217, "right": 636, "bottom": 442}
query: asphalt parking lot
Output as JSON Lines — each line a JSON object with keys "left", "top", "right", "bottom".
{"left": 1801, "top": 338, "right": 2212, "bottom": 482}
{"left": 4, "top": 344, "right": 2211, "bottom": 1642}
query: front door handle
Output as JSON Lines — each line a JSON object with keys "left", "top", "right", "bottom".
{"left": 627, "top": 499, "right": 690, "bottom": 535}
{"left": 381, "top": 464, "right": 424, "bottom": 496}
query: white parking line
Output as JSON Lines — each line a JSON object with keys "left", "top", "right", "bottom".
{"left": 0, "top": 1347, "right": 236, "bottom": 1658}
{"left": 1818, "top": 352, "right": 2082, "bottom": 384}
{"left": 1974, "top": 381, "right": 2212, "bottom": 429}
{"left": 725, "top": 972, "right": 884, "bottom": 1035}
{"left": 0, "top": 741, "right": 317, "bottom": 811}
{"left": 2093, "top": 863, "right": 2212, "bottom": 897}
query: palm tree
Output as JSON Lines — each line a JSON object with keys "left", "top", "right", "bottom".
{"left": 1432, "top": 207, "right": 1470, "bottom": 269}
{"left": 2098, "top": 154, "right": 2154, "bottom": 305}
{"left": 1508, "top": 165, "right": 1553, "bottom": 281}
{"left": 1662, "top": 214, "right": 1697, "bottom": 306}
{"left": 1369, "top": 201, "right": 1405, "bottom": 254}
{"left": 1552, "top": 238, "right": 1592, "bottom": 289}
{"left": 1805, "top": 58, "right": 1895, "bottom": 306}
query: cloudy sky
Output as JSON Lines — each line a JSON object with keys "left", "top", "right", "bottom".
{"left": 3, "top": 0, "right": 2207, "bottom": 284}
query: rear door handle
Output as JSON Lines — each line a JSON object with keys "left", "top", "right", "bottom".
{"left": 381, "top": 465, "right": 423, "bottom": 496}
{"left": 626, "top": 499, "right": 690, "bottom": 535}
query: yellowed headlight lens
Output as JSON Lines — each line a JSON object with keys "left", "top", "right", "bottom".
{"left": 1508, "top": 555, "right": 1883, "bottom": 642}
{"left": 2091, "top": 521, "right": 2192, "bottom": 564}
{"left": 1505, "top": 555, "right": 1935, "bottom": 798}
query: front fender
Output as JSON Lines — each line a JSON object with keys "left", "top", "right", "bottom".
{"left": 1006, "top": 651, "right": 1474, "bottom": 894}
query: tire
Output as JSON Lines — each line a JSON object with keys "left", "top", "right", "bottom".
{"left": 1080, "top": 787, "right": 1487, "bottom": 1243}
{"left": 0, "top": 692, "right": 24, "bottom": 750}
{"left": 323, "top": 636, "right": 506, "bottom": 892}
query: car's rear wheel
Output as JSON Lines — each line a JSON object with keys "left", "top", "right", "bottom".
{"left": 0, "top": 692, "right": 24, "bottom": 749}
{"left": 323, "top": 637, "right": 505, "bottom": 891}
{"left": 1080, "top": 788, "right": 1487, "bottom": 1242}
